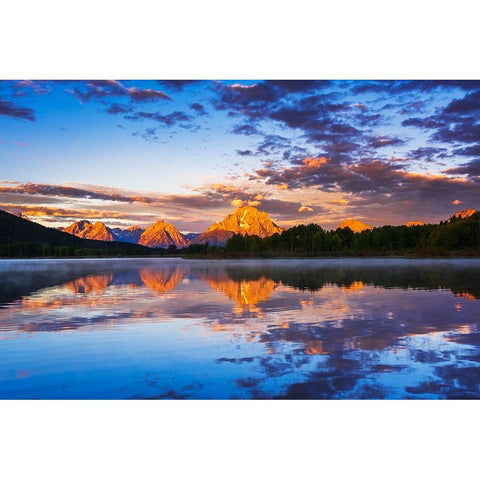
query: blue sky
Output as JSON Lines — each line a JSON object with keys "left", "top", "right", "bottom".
{"left": 1, "top": 80, "right": 479, "bottom": 232}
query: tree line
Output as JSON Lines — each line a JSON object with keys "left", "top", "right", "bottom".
{"left": 0, "top": 242, "right": 168, "bottom": 258}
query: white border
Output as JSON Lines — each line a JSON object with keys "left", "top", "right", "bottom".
{"left": 1, "top": 1, "right": 479, "bottom": 478}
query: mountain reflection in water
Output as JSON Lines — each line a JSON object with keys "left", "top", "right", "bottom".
{"left": 0, "top": 258, "right": 479, "bottom": 399}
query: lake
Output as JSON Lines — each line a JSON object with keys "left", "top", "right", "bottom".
{"left": 0, "top": 257, "right": 479, "bottom": 399}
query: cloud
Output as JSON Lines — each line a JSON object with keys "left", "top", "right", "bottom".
{"left": 443, "top": 159, "right": 480, "bottom": 178}
{"left": 399, "top": 100, "right": 425, "bottom": 115}
{"left": 125, "top": 110, "right": 193, "bottom": 128}
{"left": 69, "top": 80, "right": 170, "bottom": 103}
{"left": 231, "top": 199, "right": 245, "bottom": 207}
{"left": 298, "top": 206, "right": 313, "bottom": 212}
{"left": 401, "top": 89, "right": 480, "bottom": 151}
{"left": 0, "top": 182, "right": 160, "bottom": 204}
{"left": 255, "top": 154, "right": 480, "bottom": 223}
{"left": 236, "top": 149, "right": 253, "bottom": 157}
{"left": 452, "top": 199, "right": 462, "bottom": 205}
{"left": 189, "top": 103, "right": 207, "bottom": 115}
{"left": 132, "top": 128, "right": 165, "bottom": 143}
{"left": 231, "top": 124, "right": 261, "bottom": 136}
{"left": 368, "top": 136, "right": 405, "bottom": 149}
{"left": 0, "top": 97, "right": 35, "bottom": 121}
{"left": 443, "top": 90, "right": 480, "bottom": 114}
{"left": 408, "top": 147, "right": 448, "bottom": 162}
{"left": 105, "top": 103, "right": 133, "bottom": 115}
{"left": 349, "top": 80, "right": 480, "bottom": 95}
{"left": 157, "top": 80, "right": 200, "bottom": 91}
{"left": 13, "top": 80, "right": 51, "bottom": 96}
{"left": 264, "top": 80, "right": 332, "bottom": 93}
{"left": 453, "top": 144, "right": 480, "bottom": 157}
{"left": 0, "top": 203, "right": 161, "bottom": 224}
{"left": 302, "top": 157, "right": 328, "bottom": 168}
{"left": 329, "top": 198, "right": 349, "bottom": 205}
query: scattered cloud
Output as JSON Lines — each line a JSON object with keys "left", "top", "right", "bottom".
{"left": 156, "top": 80, "right": 200, "bottom": 91}
{"left": 125, "top": 110, "right": 192, "bottom": 127}
{"left": 231, "top": 199, "right": 244, "bottom": 207}
{"left": 189, "top": 103, "right": 207, "bottom": 115}
{"left": 69, "top": 80, "right": 170, "bottom": 103}
{"left": 0, "top": 97, "right": 35, "bottom": 121}
{"left": 231, "top": 124, "right": 261, "bottom": 136}
{"left": 12, "top": 80, "right": 51, "bottom": 96}
{"left": 330, "top": 198, "right": 349, "bottom": 205}
{"left": 298, "top": 206, "right": 313, "bottom": 212}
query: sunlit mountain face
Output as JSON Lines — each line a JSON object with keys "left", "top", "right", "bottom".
{"left": 1, "top": 80, "right": 480, "bottom": 232}
{"left": 0, "top": 258, "right": 479, "bottom": 399}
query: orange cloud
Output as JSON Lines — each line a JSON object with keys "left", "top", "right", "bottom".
{"left": 302, "top": 157, "right": 328, "bottom": 168}
{"left": 452, "top": 199, "right": 462, "bottom": 205}
{"left": 330, "top": 198, "right": 349, "bottom": 205}
{"left": 231, "top": 199, "right": 245, "bottom": 207}
{"left": 298, "top": 206, "right": 313, "bottom": 212}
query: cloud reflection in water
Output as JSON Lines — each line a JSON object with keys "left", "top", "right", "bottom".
{"left": 0, "top": 258, "right": 479, "bottom": 399}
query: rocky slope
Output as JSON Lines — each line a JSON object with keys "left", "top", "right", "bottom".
{"left": 195, "top": 206, "right": 283, "bottom": 246}
{"left": 138, "top": 220, "right": 188, "bottom": 249}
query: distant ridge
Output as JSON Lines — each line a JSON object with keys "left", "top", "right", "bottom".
{"left": 111, "top": 226, "right": 144, "bottom": 244}
{"left": 406, "top": 221, "right": 424, "bottom": 227}
{"left": 336, "top": 219, "right": 372, "bottom": 233}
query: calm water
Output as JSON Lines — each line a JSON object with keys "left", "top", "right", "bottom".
{"left": 0, "top": 257, "right": 479, "bottom": 399}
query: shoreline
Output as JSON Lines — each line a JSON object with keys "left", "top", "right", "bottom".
{"left": 2, "top": 251, "right": 480, "bottom": 261}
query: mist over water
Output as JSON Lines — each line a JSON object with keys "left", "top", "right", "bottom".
{"left": 0, "top": 257, "right": 479, "bottom": 399}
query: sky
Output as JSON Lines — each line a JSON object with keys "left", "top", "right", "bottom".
{"left": 1, "top": 79, "right": 479, "bottom": 233}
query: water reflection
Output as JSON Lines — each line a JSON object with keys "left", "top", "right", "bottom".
{"left": 0, "top": 258, "right": 479, "bottom": 399}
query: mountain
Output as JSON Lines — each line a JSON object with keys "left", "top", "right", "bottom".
{"left": 111, "top": 226, "right": 145, "bottom": 244}
{"left": 336, "top": 219, "right": 372, "bottom": 233}
{"left": 184, "top": 233, "right": 200, "bottom": 243}
{"left": 448, "top": 208, "right": 477, "bottom": 221}
{"left": 406, "top": 221, "right": 424, "bottom": 227}
{"left": 138, "top": 220, "right": 188, "bottom": 249}
{"left": 195, "top": 206, "right": 283, "bottom": 246}
{"left": 63, "top": 220, "right": 114, "bottom": 241}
